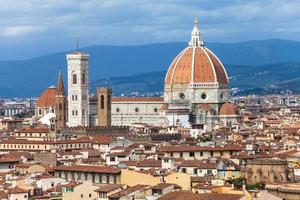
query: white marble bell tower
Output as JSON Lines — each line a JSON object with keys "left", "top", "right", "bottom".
{"left": 67, "top": 51, "right": 90, "bottom": 127}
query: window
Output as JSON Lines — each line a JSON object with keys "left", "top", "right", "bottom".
{"left": 82, "top": 73, "right": 86, "bottom": 84}
{"left": 110, "top": 157, "right": 116, "bottom": 162}
{"left": 82, "top": 93, "right": 87, "bottom": 101}
{"left": 170, "top": 153, "right": 173, "bottom": 157}
{"left": 116, "top": 108, "right": 120, "bottom": 112}
{"left": 72, "top": 74, "right": 77, "bottom": 84}
{"left": 135, "top": 108, "right": 139, "bottom": 112}
{"left": 201, "top": 93, "right": 207, "bottom": 100}
{"left": 200, "top": 151, "right": 203, "bottom": 157}
{"left": 81, "top": 194, "right": 84, "bottom": 198}
{"left": 154, "top": 108, "right": 158, "bottom": 112}
{"left": 99, "top": 192, "right": 107, "bottom": 198}
{"left": 59, "top": 103, "right": 62, "bottom": 111}
{"left": 194, "top": 168, "right": 197, "bottom": 174}
{"left": 89, "top": 194, "right": 92, "bottom": 198}
{"left": 182, "top": 168, "right": 186, "bottom": 173}
{"left": 101, "top": 95, "right": 104, "bottom": 109}
{"left": 180, "top": 152, "right": 183, "bottom": 158}
{"left": 208, "top": 169, "right": 212, "bottom": 175}
{"left": 210, "top": 151, "right": 213, "bottom": 156}
{"left": 82, "top": 109, "right": 85, "bottom": 116}
{"left": 189, "top": 152, "right": 195, "bottom": 157}
{"left": 179, "top": 93, "right": 185, "bottom": 99}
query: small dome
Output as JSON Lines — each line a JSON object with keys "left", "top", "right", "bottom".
{"left": 160, "top": 104, "right": 168, "bottom": 111}
{"left": 197, "top": 103, "right": 213, "bottom": 111}
{"left": 219, "top": 103, "right": 239, "bottom": 116}
{"left": 36, "top": 86, "right": 57, "bottom": 108}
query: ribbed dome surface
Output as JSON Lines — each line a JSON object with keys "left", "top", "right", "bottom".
{"left": 219, "top": 103, "right": 238, "bottom": 116}
{"left": 36, "top": 86, "right": 57, "bottom": 108}
{"left": 165, "top": 46, "right": 228, "bottom": 85}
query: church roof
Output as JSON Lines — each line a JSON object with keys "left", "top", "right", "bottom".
{"left": 219, "top": 103, "right": 239, "bottom": 116}
{"left": 36, "top": 86, "right": 57, "bottom": 108}
{"left": 165, "top": 19, "right": 228, "bottom": 85}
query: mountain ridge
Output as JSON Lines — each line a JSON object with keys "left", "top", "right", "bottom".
{"left": 2, "top": 39, "right": 300, "bottom": 97}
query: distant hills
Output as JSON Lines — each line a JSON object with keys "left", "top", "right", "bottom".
{"left": 1, "top": 39, "right": 300, "bottom": 97}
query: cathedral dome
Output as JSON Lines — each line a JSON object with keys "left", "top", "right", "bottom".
{"left": 165, "top": 19, "right": 228, "bottom": 85}
{"left": 36, "top": 86, "right": 57, "bottom": 108}
{"left": 219, "top": 103, "right": 238, "bottom": 116}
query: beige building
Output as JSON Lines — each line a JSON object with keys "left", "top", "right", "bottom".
{"left": 52, "top": 165, "right": 121, "bottom": 184}
{"left": 160, "top": 145, "right": 242, "bottom": 160}
{"left": 0, "top": 138, "right": 92, "bottom": 152}
{"left": 62, "top": 181, "right": 98, "bottom": 200}
{"left": 246, "top": 158, "right": 290, "bottom": 183}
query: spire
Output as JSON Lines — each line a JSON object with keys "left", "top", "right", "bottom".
{"left": 57, "top": 70, "right": 65, "bottom": 96}
{"left": 189, "top": 17, "right": 204, "bottom": 47}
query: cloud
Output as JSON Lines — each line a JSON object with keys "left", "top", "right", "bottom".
{"left": 1, "top": 26, "right": 46, "bottom": 37}
{"left": 0, "top": 0, "right": 300, "bottom": 59}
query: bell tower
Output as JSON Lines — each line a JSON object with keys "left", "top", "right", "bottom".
{"left": 55, "top": 70, "right": 67, "bottom": 130}
{"left": 97, "top": 87, "right": 112, "bottom": 126}
{"left": 67, "top": 51, "right": 90, "bottom": 127}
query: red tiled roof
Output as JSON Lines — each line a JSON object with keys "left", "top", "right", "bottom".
{"left": 16, "top": 127, "right": 49, "bottom": 133}
{"left": 91, "top": 136, "right": 113, "bottom": 145}
{"left": 108, "top": 185, "right": 149, "bottom": 198}
{"left": 0, "top": 191, "right": 7, "bottom": 198}
{"left": 160, "top": 145, "right": 242, "bottom": 152}
{"left": 52, "top": 165, "right": 121, "bottom": 174}
{"left": 219, "top": 103, "right": 239, "bottom": 116}
{"left": 158, "top": 191, "right": 243, "bottom": 200}
{"left": 36, "top": 87, "right": 57, "bottom": 108}
{"left": 179, "top": 160, "right": 218, "bottom": 169}
{"left": 94, "top": 184, "right": 123, "bottom": 192}
{"left": 165, "top": 46, "right": 228, "bottom": 85}
{"left": 8, "top": 186, "right": 28, "bottom": 194}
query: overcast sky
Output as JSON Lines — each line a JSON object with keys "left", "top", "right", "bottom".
{"left": 1, "top": 0, "right": 300, "bottom": 60}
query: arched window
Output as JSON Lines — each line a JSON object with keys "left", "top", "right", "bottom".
{"left": 72, "top": 74, "right": 77, "bottom": 84}
{"left": 101, "top": 95, "right": 104, "bottom": 109}
{"left": 59, "top": 103, "right": 62, "bottom": 111}
{"left": 82, "top": 73, "right": 86, "bottom": 84}
{"left": 82, "top": 93, "right": 86, "bottom": 101}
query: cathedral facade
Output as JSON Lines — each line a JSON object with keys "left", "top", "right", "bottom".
{"left": 36, "top": 19, "right": 239, "bottom": 129}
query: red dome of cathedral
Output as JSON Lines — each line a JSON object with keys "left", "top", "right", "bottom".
{"left": 36, "top": 86, "right": 57, "bottom": 108}
{"left": 219, "top": 103, "right": 239, "bottom": 116}
{"left": 165, "top": 19, "right": 228, "bottom": 85}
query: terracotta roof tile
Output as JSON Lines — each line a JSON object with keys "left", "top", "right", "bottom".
{"left": 52, "top": 165, "right": 121, "bottom": 174}
{"left": 36, "top": 86, "right": 57, "bottom": 108}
